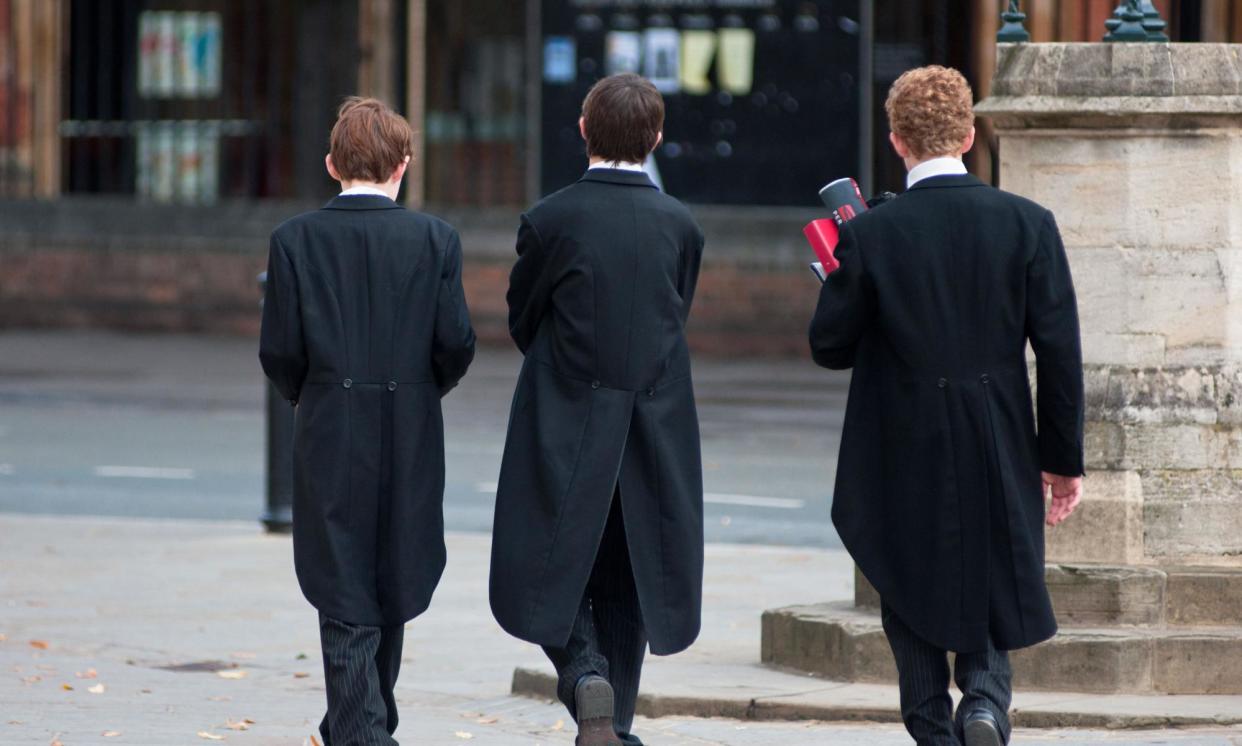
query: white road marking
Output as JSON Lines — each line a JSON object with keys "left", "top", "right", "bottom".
{"left": 705, "top": 493, "right": 805, "bottom": 510}
{"left": 93, "top": 465, "right": 196, "bottom": 480}
{"left": 475, "top": 481, "right": 803, "bottom": 511}
{"left": 0, "top": 464, "right": 14, "bottom": 476}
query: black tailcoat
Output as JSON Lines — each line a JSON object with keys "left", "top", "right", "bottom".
{"left": 490, "top": 169, "right": 706, "bottom": 656}
{"left": 260, "top": 195, "right": 476, "bottom": 627}
{"left": 809, "top": 174, "right": 1084, "bottom": 653}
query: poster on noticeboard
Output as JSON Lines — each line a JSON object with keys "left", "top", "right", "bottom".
{"left": 540, "top": 0, "right": 862, "bottom": 207}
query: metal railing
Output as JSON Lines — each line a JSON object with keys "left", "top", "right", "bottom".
{"left": 998, "top": 0, "right": 1169, "bottom": 43}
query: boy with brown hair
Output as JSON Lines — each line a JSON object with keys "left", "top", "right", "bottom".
{"left": 490, "top": 73, "right": 705, "bottom": 746}
{"left": 809, "top": 66, "right": 1084, "bottom": 746}
{"left": 260, "top": 96, "right": 475, "bottom": 745}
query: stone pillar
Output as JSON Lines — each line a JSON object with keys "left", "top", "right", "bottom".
{"left": 976, "top": 42, "right": 1242, "bottom": 568}
{"left": 762, "top": 43, "right": 1242, "bottom": 696}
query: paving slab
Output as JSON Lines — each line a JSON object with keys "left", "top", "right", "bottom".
{"left": 5, "top": 513, "right": 1242, "bottom": 745}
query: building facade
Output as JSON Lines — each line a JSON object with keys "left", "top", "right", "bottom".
{"left": 1, "top": 0, "right": 1239, "bottom": 351}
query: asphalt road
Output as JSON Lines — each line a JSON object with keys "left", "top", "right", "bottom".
{"left": 0, "top": 331, "right": 849, "bottom": 547}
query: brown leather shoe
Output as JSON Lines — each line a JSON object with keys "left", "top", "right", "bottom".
{"left": 573, "top": 675, "right": 622, "bottom": 746}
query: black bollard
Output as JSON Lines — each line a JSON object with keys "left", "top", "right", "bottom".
{"left": 258, "top": 271, "right": 295, "bottom": 533}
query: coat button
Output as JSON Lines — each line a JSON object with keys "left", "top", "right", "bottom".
{"left": 387, "top": 381, "right": 398, "bottom": 391}
{"left": 937, "top": 378, "right": 947, "bottom": 389}
{"left": 591, "top": 380, "right": 600, "bottom": 390}
{"left": 343, "top": 378, "right": 352, "bottom": 389}
{"left": 980, "top": 374, "right": 990, "bottom": 384}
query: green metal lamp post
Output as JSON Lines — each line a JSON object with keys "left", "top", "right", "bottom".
{"left": 997, "top": 0, "right": 1030, "bottom": 43}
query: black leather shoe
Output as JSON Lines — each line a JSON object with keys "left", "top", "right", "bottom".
{"left": 963, "top": 708, "right": 1004, "bottom": 746}
{"left": 574, "top": 675, "right": 622, "bottom": 746}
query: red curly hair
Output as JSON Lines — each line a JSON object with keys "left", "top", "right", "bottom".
{"left": 885, "top": 66, "right": 974, "bottom": 160}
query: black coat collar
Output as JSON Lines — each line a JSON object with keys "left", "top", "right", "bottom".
{"left": 322, "top": 194, "right": 404, "bottom": 211}
{"left": 906, "top": 174, "right": 987, "bottom": 192}
{"left": 578, "top": 169, "right": 658, "bottom": 189}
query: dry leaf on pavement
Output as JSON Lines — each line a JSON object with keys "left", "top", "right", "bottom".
{"left": 216, "top": 670, "right": 247, "bottom": 680}
{"left": 50, "top": 740, "right": 63, "bottom": 746}
{"left": 553, "top": 719, "right": 565, "bottom": 731}
{"left": 88, "top": 684, "right": 106, "bottom": 694}
{"left": 197, "top": 732, "right": 225, "bottom": 741}
{"left": 0, "top": 633, "right": 7, "bottom": 641}
{"left": 225, "top": 718, "right": 255, "bottom": 731}
{"left": 22, "top": 675, "right": 41, "bottom": 685}
{"left": 454, "top": 733, "right": 473, "bottom": 740}
{"left": 29, "top": 640, "right": 49, "bottom": 650}
{"left": 102, "top": 731, "right": 122, "bottom": 738}
{"left": 76, "top": 668, "right": 98, "bottom": 679}
{"left": 293, "top": 672, "right": 310, "bottom": 678}
{"left": 476, "top": 717, "right": 498, "bottom": 724}
{"left": 61, "top": 683, "right": 74, "bottom": 691}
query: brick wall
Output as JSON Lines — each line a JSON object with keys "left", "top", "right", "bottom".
{"left": 0, "top": 198, "right": 823, "bottom": 357}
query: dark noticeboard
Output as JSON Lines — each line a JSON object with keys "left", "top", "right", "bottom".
{"left": 540, "top": 0, "right": 862, "bottom": 207}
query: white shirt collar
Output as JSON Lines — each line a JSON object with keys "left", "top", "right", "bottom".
{"left": 588, "top": 160, "right": 646, "bottom": 173}
{"left": 906, "top": 157, "right": 968, "bottom": 189}
{"left": 339, "top": 185, "right": 393, "bottom": 198}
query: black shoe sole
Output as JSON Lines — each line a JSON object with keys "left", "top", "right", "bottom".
{"left": 575, "top": 677, "right": 620, "bottom": 746}
{"left": 964, "top": 718, "right": 1003, "bottom": 746}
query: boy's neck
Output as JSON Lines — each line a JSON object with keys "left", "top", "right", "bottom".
{"left": 339, "top": 180, "right": 401, "bottom": 201}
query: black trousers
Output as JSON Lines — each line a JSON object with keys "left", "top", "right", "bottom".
{"left": 881, "top": 601, "right": 1012, "bottom": 746}
{"left": 318, "top": 612, "right": 405, "bottom": 746}
{"left": 542, "top": 492, "right": 648, "bottom": 746}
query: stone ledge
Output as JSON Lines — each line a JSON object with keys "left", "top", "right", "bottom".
{"left": 511, "top": 665, "right": 1242, "bottom": 729}
{"left": 762, "top": 601, "right": 1242, "bottom": 694}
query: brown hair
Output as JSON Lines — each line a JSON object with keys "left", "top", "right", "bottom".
{"left": 884, "top": 66, "right": 974, "bottom": 160}
{"left": 581, "top": 73, "right": 665, "bottom": 163}
{"left": 329, "top": 96, "right": 415, "bottom": 183}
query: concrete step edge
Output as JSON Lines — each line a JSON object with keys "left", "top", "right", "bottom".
{"left": 510, "top": 667, "right": 1242, "bottom": 730}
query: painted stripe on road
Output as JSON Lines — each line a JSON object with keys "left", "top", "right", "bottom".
{"left": 475, "top": 481, "right": 803, "bottom": 510}
{"left": 94, "top": 465, "right": 196, "bottom": 480}
{"left": 705, "top": 493, "right": 805, "bottom": 510}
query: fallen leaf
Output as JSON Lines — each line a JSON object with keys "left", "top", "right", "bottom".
{"left": 50, "top": 740, "right": 62, "bottom": 746}
{"left": 216, "top": 670, "right": 247, "bottom": 680}
{"left": 475, "top": 717, "right": 498, "bottom": 725}
{"left": 0, "top": 633, "right": 7, "bottom": 641}
{"left": 141, "top": 688, "right": 152, "bottom": 694}
{"left": 296, "top": 652, "right": 309, "bottom": 660}
{"left": 29, "top": 640, "right": 49, "bottom": 650}
{"left": 61, "top": 683, "right": 74, "bottom": 691}
{"left": 197, "top": 732, "right": 225, "bottom": 741}
{"left": 293, "top": 672, "right": 310, "bottom": 679}
{"left": 88, "top": 683, "right": 106, "bottom": 694}
{"left": 102, "top": 731, "right": 122, "bottom": 738}
{"left": 553, "top": 719, "right": 565, "bottom": 731}
{"left": 76, "top": 668, "right": 98, "bottom": 679}
{"left": 224, "top": 718, "right": 255, "bottom": 731}
{"left": 454, "top": 733, "right": 473, "bottom": 740}
{"left": 22, "top": 675, "right": 41, "bottom": 685}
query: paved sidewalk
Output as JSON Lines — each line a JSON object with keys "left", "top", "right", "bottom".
{"left": 3, "top": 515, "right": 1242, "bottom": 745}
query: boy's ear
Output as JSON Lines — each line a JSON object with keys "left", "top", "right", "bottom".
{"left": 655, "top": 131, "right": 664, "bottom": 150}
{"left": 579, "top": 116, "right": 588, "bottom": 144}
{"left": 325, "top": 154, "right": 341, "bottom": 183}
{"left": 390, "top": 156, "right": 411, "bottom": 184}
{"left": 961, "top": 126, "right": 976, "bottom": 156}
{"left": 889, "top": 132, "right": 910, "bottom": 160}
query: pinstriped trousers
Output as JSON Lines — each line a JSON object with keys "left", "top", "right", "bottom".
{"left": 318, "top": 612, "right": 404, "bottom": 746}
{"left": 881, "top": 601, "right": 1013, "bottom": 746}
{"left": 543, "top": 491, "right": 648, "bottom": 746}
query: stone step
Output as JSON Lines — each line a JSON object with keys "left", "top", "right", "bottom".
{"left": 762, "top": 601, "right": 1242, "bottom": 695}
{"left": 854, "top": 564, "right": 1242, "bottom": 627}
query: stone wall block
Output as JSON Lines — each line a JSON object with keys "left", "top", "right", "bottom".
{"left": 1046, "top": 470, "right": 1144, "bottom": 565}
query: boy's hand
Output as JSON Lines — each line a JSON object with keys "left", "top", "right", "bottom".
{"left": 1043, "top": 472, "right": 1083, "bottom": 527}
